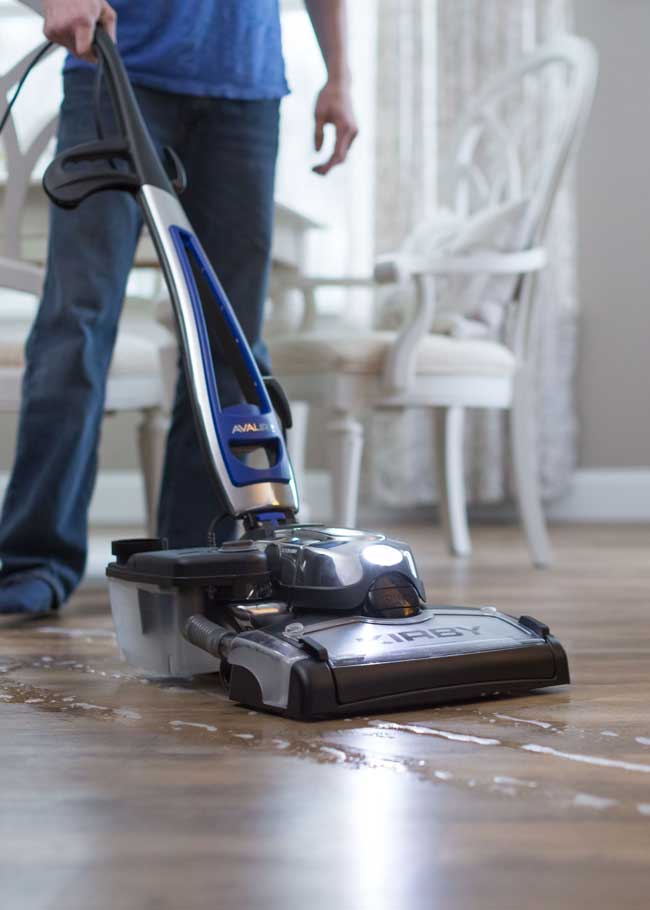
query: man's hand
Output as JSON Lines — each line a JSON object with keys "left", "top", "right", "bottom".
{"left": 312, "top": 80, "right": 358, "bottom": 176}
{"left": 43, "top": 0, "right": 117, "bottom": 62}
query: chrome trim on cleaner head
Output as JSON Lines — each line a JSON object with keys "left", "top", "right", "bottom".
{"left": 138, "top": 184, "right": 299, "bottom": 518}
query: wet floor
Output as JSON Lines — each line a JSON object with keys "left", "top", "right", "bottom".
{"left": 1, "top": 523, "right": 650, "bottom": 909}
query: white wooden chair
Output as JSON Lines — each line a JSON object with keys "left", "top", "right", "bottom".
{"left": 268, "top": 36, "right": 598, "bottom": 567}
{"left": 0, "top": 44, "right": 168, "bottom": 534}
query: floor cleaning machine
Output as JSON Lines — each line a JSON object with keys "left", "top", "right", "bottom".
{"left": 37, "top": 27, "right": 568, "bottom": 719}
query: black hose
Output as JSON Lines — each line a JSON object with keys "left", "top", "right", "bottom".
{"left": 183, "top": 614, "right": 234, "bottom": 659}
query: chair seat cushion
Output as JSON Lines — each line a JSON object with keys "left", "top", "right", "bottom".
{"left": 268, "top": 330, "right": 516, "bottom": 378}
{"left": 0, "top": 325, "right": 160, "bottom": 376}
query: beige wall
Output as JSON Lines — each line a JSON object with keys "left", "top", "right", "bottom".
{"left": 574, "top": 0, "right": 650, "bottom": 468}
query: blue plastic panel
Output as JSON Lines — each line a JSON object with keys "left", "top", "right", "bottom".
{"left": 169, "top": 226, "right": 293, "bottom": 488}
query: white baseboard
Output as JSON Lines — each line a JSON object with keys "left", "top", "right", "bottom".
{"left": 2, "top": 468, "right": 648, "bottom": 528}
{"left": 547, "top": 469, "right": 650, "bottom": 522}
{"left": 80, "top": 469, "right": 334, "bottom": 527}
{"left": 0, "top": 470, "right": 148, "bottom": 529}
{"left": 0, "top": 469, "right": 333, "bottom": 529}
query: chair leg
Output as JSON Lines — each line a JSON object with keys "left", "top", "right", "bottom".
{"left": 286, "top": 400, "right": 309, "bottom": 518}
{"left": 434, "top": 406, "right": 472, "bottom": 557}
{"left": 137, "top": 408, "right": 170, "bottom": 537}
{"left": 327, "top": 410, "right": 364, "bottom": 528}
{"left": 510, "top": 377, "right": 552, "bottom": 568}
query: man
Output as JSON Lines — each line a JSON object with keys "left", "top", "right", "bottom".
{"left": 0, "top": 0, "right": 357, "bottom": 614}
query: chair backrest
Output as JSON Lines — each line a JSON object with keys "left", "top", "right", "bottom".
{"left": 0, "top": 41, "right": 60, "bottom": 262}
{"left": 426, "top": 35, "right": 598, "bottom": 360}
{"left": 450, "top": 35, "right": 598, "bottom": 251}
{"left": 382, "top": 36, "right": 598, "bottom": 349}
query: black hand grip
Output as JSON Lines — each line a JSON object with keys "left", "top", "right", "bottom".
{"left": 92, "top": 26, "right": 173, "bottom": 194}
{"left": 43, "top": 138, "right": 140, "bottom": 209}
{"left": 43, "top": 26, "right": 176, "bottom": 209}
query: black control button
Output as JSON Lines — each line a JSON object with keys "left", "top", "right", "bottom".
{"left": 519, "top": 615, "right": 550, "bottom": 638}
{"left": 299, "top": 635, "right": 329, "bottom": 661}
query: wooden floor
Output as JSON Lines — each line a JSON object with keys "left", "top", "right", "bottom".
{"left": 1, "top": 523, "right": 650, "bottom": 910}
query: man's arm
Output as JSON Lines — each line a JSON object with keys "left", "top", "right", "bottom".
{"left": 304, "top": 0, "right": 358, "bottom": 176}
{"left": 43, "top": 0, "right": 116, "bottom": 62}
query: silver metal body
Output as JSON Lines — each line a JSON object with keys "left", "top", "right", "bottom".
{"left": 139, "top": 184, "right": 299, "bottom": 518}
{"left": 227, "top": 606, "right": 553, "bottom": 711}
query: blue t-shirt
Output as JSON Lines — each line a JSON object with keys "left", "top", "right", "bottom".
{"left": 65, "top": 0, "right": 289, "bottom": 99}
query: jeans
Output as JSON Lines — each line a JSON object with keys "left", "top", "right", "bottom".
{"left": 0, "top": 71, "right": 280, "bottom": 606}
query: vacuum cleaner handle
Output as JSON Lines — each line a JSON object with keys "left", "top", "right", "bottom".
{"left": 43, "top": 26, "right": 299, "bottom": 529}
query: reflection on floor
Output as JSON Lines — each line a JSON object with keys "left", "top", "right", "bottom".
{"left": 2, "top": 522, "right": 650, "bottom": 910}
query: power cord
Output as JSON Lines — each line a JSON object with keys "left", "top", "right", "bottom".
{"left": 1, "top": 40, "right": 118, "bottom": 179}
{"left": 0, "top": 41, "right": 53, "bottom": 138}
{"left": 92, "top": 54, "right": 118, "bottom": 169}
{"left": 207, "top": 512, "right": 228, "bottom": 548}
{"left": 93, "top": 53, "right": 105, "bottom": 140}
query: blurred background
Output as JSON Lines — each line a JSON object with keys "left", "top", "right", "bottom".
{"left": 0, "top": 0, "right": 648, "bottom": 576}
